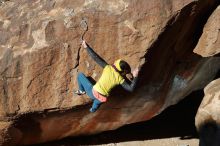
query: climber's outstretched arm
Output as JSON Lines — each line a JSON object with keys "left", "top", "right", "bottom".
{"left": 82, "top": 40, "right": 108, "bottom": 68}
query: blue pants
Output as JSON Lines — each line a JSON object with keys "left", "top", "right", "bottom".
{"left": 77, "top": 72, "right": 102, "bottom": 112}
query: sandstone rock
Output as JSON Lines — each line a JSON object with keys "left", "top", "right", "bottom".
{"left": 193, "top": 6, "right": 220, "bottom": 57}
{"left": 193, "top": 5, "right": 220, "bottom": 146}
{"left": 0, "top": 0, "right": 220, "bottom": 145}
{"left": 195, "top": 78, "right": 220, "bottom": 128}
{"left": 195, "top": 78, "right": 220, "bottom": 146}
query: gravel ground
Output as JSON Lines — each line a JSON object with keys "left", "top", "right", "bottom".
{"left": 94, "top": 137, "right": 198, "bottom": 146}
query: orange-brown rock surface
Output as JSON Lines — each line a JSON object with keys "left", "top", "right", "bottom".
{"left": 0, "top": 0, "right": 220, "bottom": 145}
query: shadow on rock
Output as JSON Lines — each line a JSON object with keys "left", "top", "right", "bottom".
{"left": 31, "top": 90, "right": 203, "bottom": 146}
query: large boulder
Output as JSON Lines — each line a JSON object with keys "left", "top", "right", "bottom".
{"left": 0, "top": 0, "right": 219, "bottom": 145}
{"left": 193, "top": 5, "right": 220, "bottom": 57}
{"left": 194, "top": 5, "right": 220, "bottom": 146}
{"left": 195, "top": 79, "right": 220, "bottom": 146}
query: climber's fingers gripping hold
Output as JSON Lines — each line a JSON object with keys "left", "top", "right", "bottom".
{"left": 82, "top": 40, "right": 87, "bottom": 48}
{"left": 132, "top": 68, "right": 139, "bottom": 78}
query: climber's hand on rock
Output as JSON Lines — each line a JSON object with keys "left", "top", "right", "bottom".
{"left": 82, "top": 40, "right": 87, "bottom": 48}
{"left": 132, "top": 68, "right": 139, "bottom": 78}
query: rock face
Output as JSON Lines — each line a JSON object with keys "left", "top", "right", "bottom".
{"left": 195, "top": 79, "right": 220, "bottom": 146}
{"left": 0, "top": 0, "right": 219, "bottom": 145}
{"left": 193, "top": 5, "right": 220, "bottom": 57}
{"left": 194, "top": 5, "right": 220, "bottom": 146}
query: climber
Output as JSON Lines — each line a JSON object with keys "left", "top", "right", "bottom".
{"left": 75, "top": 40, "right": 139, "bottom": 112}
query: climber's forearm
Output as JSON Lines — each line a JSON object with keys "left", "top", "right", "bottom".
{"left": 121, "top": 77, "right": 138, "bottom": 92}
{"left": 86, "top": 46, "right": 108, "bottom": 68}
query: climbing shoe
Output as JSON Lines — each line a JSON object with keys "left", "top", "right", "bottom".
{"left": 74, "top": 90, "right": 86, "bottom": 95}
{"left": 89, "top": 108, "right": 96, "bottom": 113}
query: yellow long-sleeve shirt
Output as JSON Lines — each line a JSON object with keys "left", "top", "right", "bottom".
{"left": 93, "top": 65, "right": 125, "bottom": 96}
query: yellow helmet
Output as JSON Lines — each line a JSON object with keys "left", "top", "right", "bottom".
{"left": 114, "top": 59, "right": 131, "bottom": 74}
{"left": 114, "top": 59, "right": 122, "bottom": 72}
